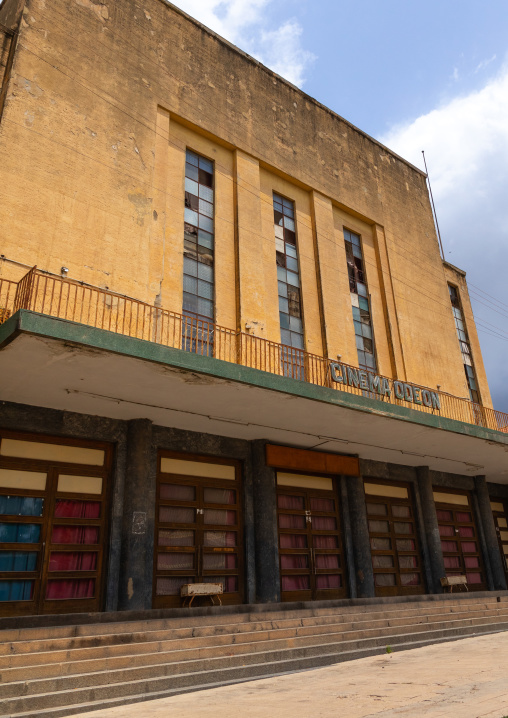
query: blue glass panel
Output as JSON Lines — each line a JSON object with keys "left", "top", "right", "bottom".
{"left": 184, "top": 208, "right": 199, "bottom": 227}
{"left": 197, "top": 263, "right": 213, "bottom": 283}
{"left": 185, "top": 163, "right": 199, "bottom": 181}
{"left": 198, "top": 214, "right": 213, "bottom": 233}
{"left": 358, "top": 296, "right": 370, "bottom": 311}
{"left": 0, "top": 551, "right": 37, "bottom": 571}
{"left": 0, "top": 580, "right": 34, "bottom": 601}
{"left": 0, "top": 496, "right": 43, "bottom": 517}
{"left": 279, "top": 312, "right": 289, "bottom": 330}
{"left": 198, "top": 156, "right": 213, "bottom": 173}
{"left": 0, "top": 523, "right": 41, "bottom": 543}
{"left": 186, "top": 150, "right": 199, "bottom": 166}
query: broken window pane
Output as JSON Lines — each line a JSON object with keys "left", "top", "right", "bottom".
{"left": 344, "top": 229, "right": 376, "bottom": 372}
{"left": 273, "top": 192, "right": 305, "bottom": 363}
{"left": 182, "top": 149, "right": 215, "bottom": 333}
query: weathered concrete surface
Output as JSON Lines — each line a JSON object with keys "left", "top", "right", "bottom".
{"left": 73, "top": 632, "right": 508, "bottom": 718}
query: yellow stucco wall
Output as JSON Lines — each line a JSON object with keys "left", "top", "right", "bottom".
{"left": 0, "top": 0, "right": 494, "bottom": 405}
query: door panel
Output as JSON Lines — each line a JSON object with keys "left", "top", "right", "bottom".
{"left": 491, "top": 498, "right": 508, "bottom": 584}
{"left": 0, "top": 432, "right": 111, "bottom": 616}
{"left": 365, "top": 481, "right": 425, "bottom": 597}
{"left": 277, "top": 480, "right": 347, "bottom": 602}
{"left": 153, "top": 453, "right": 243, "bottom": 608}
{"left": 434, "top": 489, "right": 486, "bottom": 591}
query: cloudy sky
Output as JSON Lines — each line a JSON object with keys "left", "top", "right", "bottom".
{"left": 171, "top": 0, "right": 508, "bottom": 411}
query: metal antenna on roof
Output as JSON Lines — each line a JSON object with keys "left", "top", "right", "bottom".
{"left": 422, "top": 150, "right": 445, "bottom": 260}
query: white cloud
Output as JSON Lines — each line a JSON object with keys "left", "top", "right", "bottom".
{"left": 168, "top": 0, "right": 315, "bottom": 86}
{"left": 475, "top": 54, "right": 497, "bottom": 73}
{"left": 380, "top": 64, "right": 508, "bottom": 411}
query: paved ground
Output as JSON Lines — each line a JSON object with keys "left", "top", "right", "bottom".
{"left": 76, "top": 632, "right": 508, "bottom": 718}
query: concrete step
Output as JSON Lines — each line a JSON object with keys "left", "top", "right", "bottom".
{"left": 2, "top": 594, "right": 506, "bottom": 645}
{"left": 1, "top": 599, "right": 505, "bottom": 658}
{"left": 2, "top": 622, "right": 507, "bottom": 716}
{"left": 2, "top": 608, "right": 508, "bottom": 680}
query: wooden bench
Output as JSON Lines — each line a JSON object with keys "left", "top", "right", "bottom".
{"left": 440, "top": 575, "right": 468, "bottom": 593}
{"left": 181, "top": 583, "right": 223, "bottom": 607}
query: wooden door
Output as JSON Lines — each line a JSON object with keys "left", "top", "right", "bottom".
{"left": 490, "top": 498, "right": 508, "bottom": 583}
{"left": 434, "top": 489, "right": 487, "bottom": 590}
{"left": 365, "top": 480, "right": 425, "bottom": 596}
{"left": 277, "top": 478, "right": 347, "bottom": 602}
{"left": 0, "top": 431, "right": 111, "bottom": 615}
{"left": 153, "top": 453, "right": 244, "bottom": 608}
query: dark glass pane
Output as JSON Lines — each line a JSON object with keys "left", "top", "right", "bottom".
{"left": 315, "top": 574, "right": 341, "bottom": 589}
{"left": 372, "top": 555, "right": 394, "bottom": 568}
{"left": 280, "top": 554, "right": 309, "bottom": 569}
{"left": 0, "top": 523, "right": 41, "bottom": 543}
{"left": 0, "top": 580, "right": 34, "bottom": 601}
{"left": 393, "top": 522, "right": 412, "bottom": 535}
{"left": 399, "top": 555, "right": 418, "bottom": 569}
{"left": 456, "top": 512, "right": 472, "bottom": 523}
{"left": 312, "top": 516, "right": 337, "bottom": 530}
{"left": 157, "top": 553, "right": 194, "bottom": 570}
{"left": 280, "top": 533, "right": 307, "bottom": 549}
{"left": 160, "top": 484, "right": 196, "bottom": 501}
{"left": 279, "top": 514, "right": 306, "bottom": 529}
{"left": 369, "top": 520, "right": 389, "bottom": 533}
{"left": 366, "top": 503, "right": 387, "bottom": 516}
{"left": 400, "top": 573, "right": 420, "bottom": 586}
{"left": 0, "top": 496, "right": 44, "bottom": 517}
{"left": 374, "top": 573, "right": 396, "bottom": 587}
{"left": 203, "top": 488, "right": 236, "bottom": 505}
{"left": 391, "top": 505, "right": 410, "bottom": 518}
{"left": 0, "top": 551, "right": 37, "bottom": 571}
{"left": 156, "top": 576, "right": 193, "bottom": 596}
{"left": 313, "top": 535, "right": 338, "bottom": 549}
{"left": 310, "top": 497, "right": 335, "bottom": 512}
{"left": 371, "top": 537, "right": 391, "bottom": 550}
{"left": 395, "top": 539, "right": 415, "bottom": 551}
{"left": 158, "top": 529, "right": 194, "bottom": 547}
{"left": 278, "top": 494, "right": 305, "bottom": 510}
{"left": 281, "top": 575, "right": 310, "bottom": 591}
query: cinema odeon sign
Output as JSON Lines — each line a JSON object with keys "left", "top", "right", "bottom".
{"left": 329, "top": 362, "right": 441, "bottom": 411}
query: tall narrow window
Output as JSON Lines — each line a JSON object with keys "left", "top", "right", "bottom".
{"left": 273, "top": 193, "right": 304, "bottom": 350}
{"left": 449, "top": 285, "right": 480, "bottom": 403}
{"left": 344, "top": 230, "right": 376, "bottom": 371}
{"left": 182, "top": 150, "right": 214, "bottom": 353}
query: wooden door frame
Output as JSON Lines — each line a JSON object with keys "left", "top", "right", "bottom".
{"left": 433, "top": 486, "right": 487, "bottom": 591}
{"left": 490, "top": 496, "right": 508, "bottom": 580}
{"left": 153, "top": 450, "right": 245, "bottom": 608}
{"left": 276, "top": 474, "right": 348, "bottom": 602}
{"left": 0, "top": 429, "right": 113, "bottom": 616}
{"left": 364, "top": 478, "right": 426, "bottom": 597}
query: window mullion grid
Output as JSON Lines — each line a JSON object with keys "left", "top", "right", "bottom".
{"left": 345, "top": 229, "right": 376, "bottom": 372}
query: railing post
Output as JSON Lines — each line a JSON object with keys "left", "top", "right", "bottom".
{"left": 13, "top": 265, "right": 37, "bottom": 313}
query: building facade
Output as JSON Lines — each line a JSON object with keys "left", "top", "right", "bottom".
{"left": 0, "top": 0, "right": 507, "bottom": 616}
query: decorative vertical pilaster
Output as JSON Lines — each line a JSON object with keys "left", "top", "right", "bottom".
{"left": 475, "top": 475, "right": 507, "bottom": 591}
{"left": 416, "top": 466, "right": 445, "bottom": 593}
{"left": 118, "top": 419, "right": 155, "bottom": 611}
{"left": 347, "top": 475, "right": 375, "bottom": 598}
{"left": 251, "top": 440, "right": 280, "bottom": 603}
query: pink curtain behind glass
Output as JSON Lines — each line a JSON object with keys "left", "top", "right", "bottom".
{"left": 279, "top": 514, "right": 306, "bottom": 529}
{"left": 313, "top": 535, "right": 338, "bottom": 549}
{"left": 54, "top": 501, "right": 101, "bottom": 519}
{"left": 52, "top": 526, "right": 99, "bottom": 544}
{"left": 282, "top": 575, "right": 309, "bottom": 591}
{"left": 46, "top": 578, "right": 95, "bottom": 599}
{"left": 312, "top": 516, "right": 336, "bottom": 530}
{"left": 315, "top": 554, "right": 338, "bottom": 569}
{"left": 278, "top": 495, "right": 304, "bottom": 510}
{"left": 203, "top": 509, "right": 236, "bottom": 525}
{"left": 315, "top": 574, "right": 341, "bottom": 589}
{"left": 280, "top": 534, "right": 307, "bottom": 549}
{"left": 310, "top": 498, "right": 334, "bottom": 512}
{"left": 280, "top": 555, "right": 308, "bottom": 569}
{"left": 49, "top": 552, "right": 97, "bottom": 571}
{"left": 436, "top": 510, "right": 452, "bottom": 521}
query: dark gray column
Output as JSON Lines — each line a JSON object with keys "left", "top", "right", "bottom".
{"left": 118, "top": 419, "right": 155, "bottom": 611}
{"left": 251, "top": 440, "right": 280, "bottom": 603}
{"left": 339, "top": 476, "right": 357, "bottom": 599}
{"left": 416, "top": 466, "right": 445, "bottom": 593}
{"left": 347, "top": 476, "right": 375, "bottom": 598}
{"left": 475, "top": 475, "right": 507, "bottom": 590}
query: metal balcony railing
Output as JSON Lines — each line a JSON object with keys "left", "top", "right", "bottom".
{"left": 1, "top": 267, "right": 507, "bottom": 434}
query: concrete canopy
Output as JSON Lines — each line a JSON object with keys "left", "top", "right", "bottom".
{"left": 1, "top": 310, "right": 508, "bottom": 482}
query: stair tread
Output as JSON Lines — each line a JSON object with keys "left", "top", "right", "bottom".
{"left": 3, "top": 626, "right": 506, "bottom": 716}
{"left": 2, "top": 619, "right": 508, "bottom": 693}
